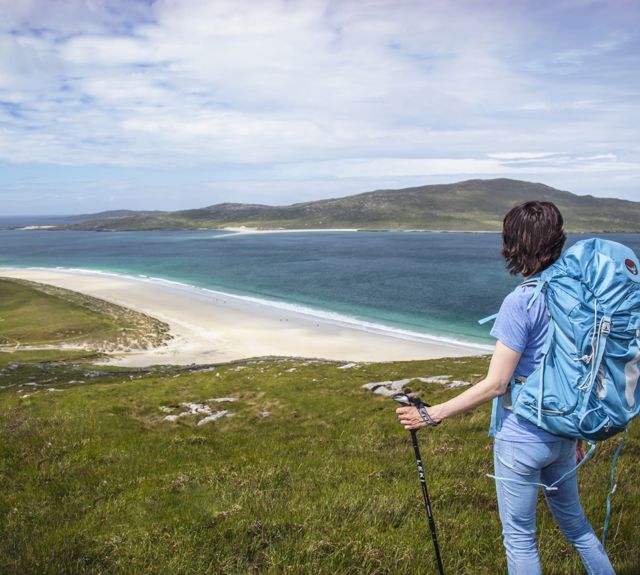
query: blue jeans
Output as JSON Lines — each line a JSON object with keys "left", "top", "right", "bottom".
{"left": 493, "top": 438, "right": 615, "bottom": 575}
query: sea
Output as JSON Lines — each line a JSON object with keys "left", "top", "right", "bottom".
{"left": 1, "top": 218, "right": 638, "bottom": 347}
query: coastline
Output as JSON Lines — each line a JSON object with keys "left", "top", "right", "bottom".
{"left": 6, "top": 225, "right": 632, "bottom": 234}
{"left": 0, "top": 267, "right": 491, "bottom": 366}
{"left": 6, "top": 226, "right": 501, "bottom": 233}
{"left": 219, "top": 227, "right": 501, "bottom": 235}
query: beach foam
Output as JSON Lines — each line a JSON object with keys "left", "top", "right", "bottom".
{"left": 39, "top": 266, "right": 491, "bottom": 352}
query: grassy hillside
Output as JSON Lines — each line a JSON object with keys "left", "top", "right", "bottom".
{"left": 0, "top": 290, "right": 637, "bottom": 574}
{"left": 62, "top": 179, "right": 640, "bottom": 232}
{"left": 0, "top": 278, "right": 170, "bottom": 352}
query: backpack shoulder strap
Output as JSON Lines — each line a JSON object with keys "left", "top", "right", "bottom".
{"left": 480, "top": 279, "right": 542, "bottom": 325}
{"left": 526, "top": 279, "right": 546, "bottom": 310}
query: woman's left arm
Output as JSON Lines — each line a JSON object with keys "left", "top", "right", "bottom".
{"left": 397, "top": 341, "right": 521, "bottom": 430}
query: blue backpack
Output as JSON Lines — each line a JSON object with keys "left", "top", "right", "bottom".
{"left": 504, "top": 238, "right": 640, "bottom": 441}
{"left": 481, "top": 238, "right": 640, "bottom": 543}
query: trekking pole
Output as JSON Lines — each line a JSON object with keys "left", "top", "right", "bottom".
{"left": 393, "top": 392, "right": 445, "bottom": 575}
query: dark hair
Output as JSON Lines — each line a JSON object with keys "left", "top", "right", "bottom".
{"left": 501, "top": 201, "right": 566, "bottom": 276}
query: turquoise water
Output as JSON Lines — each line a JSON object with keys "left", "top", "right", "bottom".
{"left": 0, "top": 229, "right": 638, "bottom": 345}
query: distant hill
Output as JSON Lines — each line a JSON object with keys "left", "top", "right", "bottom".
{"left": 60, "top": 179, "right": 640, "bottom": 232}
{"left": 72, "top": 209, "right": 164, "bottom": 220}
{"left": 1, "top": 210, "right": 167, "bottom": 230}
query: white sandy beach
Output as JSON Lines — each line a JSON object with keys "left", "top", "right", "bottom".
{"left": 0, "top": 268, "right": 491, "bottom": 366}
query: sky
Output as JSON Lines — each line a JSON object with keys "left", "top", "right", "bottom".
{"left": 0, "top": 0, "right": 639, "bottom": 215}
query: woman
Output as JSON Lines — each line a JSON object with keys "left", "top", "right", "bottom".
{"left": 396, "top": 201, "right": 615, "bottom": 575}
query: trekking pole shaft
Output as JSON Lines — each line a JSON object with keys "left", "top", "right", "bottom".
{"left": 411, "top": 430, "right": 445, "bottom": 575}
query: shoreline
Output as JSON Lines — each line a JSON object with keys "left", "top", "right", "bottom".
{"left": 0, "top": 267, "right": 491, "bottom": 366}
{"left": 4, "top": 225, "right": 636, "bottom": 234}
{"left": 219, "top": 227, "right": 502, "bottom": 235}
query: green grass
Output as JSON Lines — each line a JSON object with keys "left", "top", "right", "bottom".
{"left": 0, "top": 281, "right": 637, "bottom": 574}
{"left": 0, "top": 349, "right": 104, "bottom": 366}
{"left": 0, "top": 356, "right": 637, "bottom": 575}
{"left": 0, "top": 278, "right": 170, "bottom": 351}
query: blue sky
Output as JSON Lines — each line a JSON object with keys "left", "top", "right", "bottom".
{"left": 1, "top": 0, "right": 639, "bottom": 215}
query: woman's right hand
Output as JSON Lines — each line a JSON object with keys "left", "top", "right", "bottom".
{"left": 396, "top": 405, "right": 428, "bottom": 431}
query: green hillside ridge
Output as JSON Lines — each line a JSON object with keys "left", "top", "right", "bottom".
{"left": 61, "top": 179, "right": 640, "bottom": 232}
{"left": 0, "top": 282, "right": 638, "bottom": 574}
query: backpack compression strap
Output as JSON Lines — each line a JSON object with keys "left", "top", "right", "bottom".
{"left": 487, "top": 441, "right": 597, "bottom": 494}
{"left": 602, "top": 431, "right": 627, "bottom": 546}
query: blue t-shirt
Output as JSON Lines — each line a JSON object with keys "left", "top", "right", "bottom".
{"left": 490, "top": 278, "right": 560, "bottom": 442}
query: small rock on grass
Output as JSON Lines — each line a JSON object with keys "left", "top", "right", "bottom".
{"left": 362, "top": 375, "right": 471, "bottom": 397}
{"left": 197, "top": 411, "right": 234, "bottom": 426}
{"left": 338, "top": 363, "right": 358, "bottom": 370}
{"left": 162, "top": 400, "right": 236, "bottom": 425}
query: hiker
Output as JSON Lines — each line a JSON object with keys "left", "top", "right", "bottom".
{"left": 396, "top": 201, "right": 616, "bottom": 575}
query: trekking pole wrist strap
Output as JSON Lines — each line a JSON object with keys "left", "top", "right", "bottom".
{"left": 416, "top": 401, "right": 440, "bottom": 427}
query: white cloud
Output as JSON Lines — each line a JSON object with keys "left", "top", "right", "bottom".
{"left": 62, "top": 35, "right": 153, "bottom": 66}
{"left": 275, "top": 154, "right": 640, "bottom": 180}
{"left": 551, "top": 32, "right": 629, "bottom": 67}
{"left": 488, "top": 152, "right": 560, "bottom": 161}
{"left": 0, "top": 0, "right": 638, "bottom": 211}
